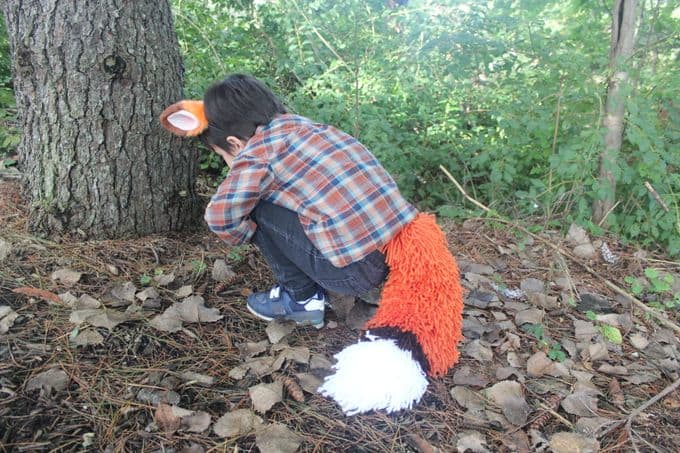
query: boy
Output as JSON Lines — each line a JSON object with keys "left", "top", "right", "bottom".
{"left": 200, "top": 74, "right": 417, "bottom": 327}
{"left": 160, "top": 74, "right": 463, "bottom": 414}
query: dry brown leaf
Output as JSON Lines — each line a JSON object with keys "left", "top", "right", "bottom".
{"left": 176, "top": 371, "right": 215, "bottom": 386}
{"left": 485, "top": 380, "right": 531, "bottom": 426}
{"left": 213, "top": 409, "right": 263, "bottom": 438}
{"left": 294, "top": 373, "right": 322, "bottom": 394}
{"left": 71, "top": 329, "right": 104, "bottom": 347}
{"left": 176, "top": 285, "right": 193, "bottom": 298}
{"left": 74, "top": 294, "right": 101, "bottom": 309}
{"left": 453, "top": 366, "right": 491, "bottom": 388}
{"left": 249, "top": 381, "right": 283, "bottom": 414}
{"left": 237, "top": 340, "right": 269, "bottom": 359}
{"left": 0, "top": 305, "right": 19, "bottom": 334}
{"left": 136, "top": 287, "right": 159, "bottom": 301}
{"left": 150, "top": 296, "right": 223, "bottom": 332}
{"left": 155, "top": 403, "right": 182, "bottom": 432}
{"left": 108, "top": 281, "right": 137, "bottom": 304}
{"left": 527, "top": 351, "right": 553, "bottom": 377}
{"left": 13, "top": 286, "right": 64, "bottom": 305}
{"left": 561, "top": 391, "right": 598, "bottom": 416}
{"left": 50, "top": 268, "right": 82, "bottom": 286}
{"left": 255, "top": 423, "right": 302, "bottom": 453}
{"left": 608, "top": 377, "right": 624, "bottom": 408}
{"left": 266, "top": 320, "right": 296, "bottom": 344}
{"left": 25, "top": 368, "right": 70, "bottom": 395}
{"left": 69, "top": 308, "right": 135, "bottom": 331}
{"left": 154, "top": 272, "right": 175, "bottom": 286}
{"left": 212, "top": 259, "right": 237, "bottom": 282}
{"left": 456, "top": 430, "right": 490, "bottom": 453}
{"left": 181, "top": 411, "right": 211, "bottom": 433}
{"left": 549, "top": 432, "right": 599, "bottom": 453}
{"left": 463, "top": 339, "right": 493, "bottom": 362}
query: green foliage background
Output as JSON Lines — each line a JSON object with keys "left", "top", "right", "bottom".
{"left": 1, "top": 0, "right": 679, "bottom": 255}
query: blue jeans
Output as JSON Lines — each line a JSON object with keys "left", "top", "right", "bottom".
{"left": 251, "top": 200, "right": 388, "bottom": 300}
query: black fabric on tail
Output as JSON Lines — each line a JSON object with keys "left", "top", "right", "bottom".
{"left": 363, "top": 326, "right": 430, "bottom": 374}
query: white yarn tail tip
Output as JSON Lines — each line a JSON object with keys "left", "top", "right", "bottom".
{"left": 318, "top": 338, "right": 428, "bottom": 415}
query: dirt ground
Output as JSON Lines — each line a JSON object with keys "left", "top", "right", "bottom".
{"left": 1, "top": 180, "right": 679, "bottom": 453}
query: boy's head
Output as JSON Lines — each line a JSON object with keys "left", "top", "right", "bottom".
{"left": 203, "top": 74, "right": 287, "bottom": 153}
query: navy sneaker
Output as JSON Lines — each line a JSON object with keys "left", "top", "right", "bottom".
{"left": 246, "top": 285, "right": 326, "bottom": 328}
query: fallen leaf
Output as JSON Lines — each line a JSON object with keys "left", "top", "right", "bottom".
{"left": 255, "top": 423, "right": 302, "bottom": 453}
{"left": 463, "top": 339, "right": 493, "bottom": 362}
{"left": 629, "top": 333, "right": 649, "bottom": 350}
{"left": 597, "top": 364, "right": 628, "bottom": 375}
{"left": 249, "top": 381, "right": 283, "bottom": 414}
{"left": 310, "top": 354, "right": 334, "bottom": 370}
{"left": 136, "top": 287, "right": 159, "bottom": 301}
{"left": 74, "top": 294, "right": 101, "bottom": 309}
{"left": 212, "top": 259, "right": 237, "bottom": 282}
{"left": 266, "top": 320, "right": 296, "bottom": 344}
{"left": 453, "top": 366, "right": 491, "bottom": 388}
{"left": 136, "top": 388, "right": 180, "bottom": 406}
{"left": 26, "top": 368, "right": 70, "bottom": 395}
{"left": 573, "top": 243, "right": 596, "bottom": 259}
{"left": 176, "top": 285, "right": 193, "bottom": 298}
{"left": 108, "top": 281, "right": 137, "bottom": 305}
{"left": 71, "top": 329, "right": 104, "bottom": 347}
{"left": 0, "top": 238, "right": 11, "bottom": 262}
{"left": 574, "top": 320, "right": 597, "bottom": 342}
{"left": 608, "top": 378, "right": 624, "bottom": 408}
{"left": 276, "top": 346, "right": 310, "bottom": 365}
{"left": 51, "top": 268, "right": 82, "bottom": 286}
{"left": 213, "top": 409, "right": 263, "bottom": 438}
{"left": 154, "top": 272, "right": 175, "bottom": 286}
{"left": 181, "top": 411, "right": 211, "bottom": 433}
{"left": 295, "top": 372, "right": 322, "bottom": 394}
{"left": 515, "top": 308, "right": 544, "bottom": 325}
{"left": 575, "top": 417, "right": 615, "bottom": 438}
{"left": 175, "top": 295, "right": 222, "bottom": 322}
{"left": 549, "top": 432, "right": 599, "bottom": 453}
{"left": 237, "top": 340, "right": 269, "bottom": 359}
{"left": 586, "top": 342, "right": 609, "bottom": 362}
{"left": 12, "top": 287, "right": 63, "bottom": 305}
{"left": 485, "top": 380, "right": 531, "bottom": 426}
{"left": 0, "top": 305, "right": 19, "bottom": 334}
{"left": 561, "top": 392, "right": 598, "bottom": 416}
{"left": 520, "top": 278, "right": 545, "bottom": 295}
{"left": 150, "top": 296, "right": 223, "bottom": 332}
{"left": 156, "top": 403, "right": 182, "bottom": 432}
{"left": 456, "top": 430, "right": 490, "bottom": 453}
{"left": 176, "top": 371, "right": 215, "bottom": 386}
{"left": 527, "top": 351, "right": 553, "bottom": 377}
{"left": 450, "top": 386, "right": 485, "bottom": 412}
{"left": 69, "top": 308, "right": 135, "bottom": 331}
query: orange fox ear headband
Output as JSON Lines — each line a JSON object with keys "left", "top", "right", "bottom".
{"left": 160, "top": 100, "right": 208, "bottom": 137}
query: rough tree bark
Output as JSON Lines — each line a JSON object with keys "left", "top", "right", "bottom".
{"left": 2, "top": 0, "right": 199, "bottom": 238}
{"left": 593, "top": 0, "right": 638, "bottom": 225}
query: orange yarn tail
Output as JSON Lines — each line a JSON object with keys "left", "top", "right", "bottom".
{"left": 365, "top": 213, "right": 464, "bottom": 376}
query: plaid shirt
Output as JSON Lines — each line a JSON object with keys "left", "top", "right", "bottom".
{"left": 204, "top": 114, "right": 417, "bottom": 268}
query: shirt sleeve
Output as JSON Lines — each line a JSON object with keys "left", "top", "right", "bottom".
{"left": 204, "top": 151, "right": 272, "bottom": 245}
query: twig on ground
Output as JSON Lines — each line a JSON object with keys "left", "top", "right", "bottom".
{"left": 440, "top": 165, "right": 680, "bottom": 335}
{"left": 538, "top": 402, "right": 574, "bottom": 429}
{"left": 644, "top": 181, "right": 669, "bottom": 212}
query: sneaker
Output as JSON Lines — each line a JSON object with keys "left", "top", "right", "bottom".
{"left": 246, "top": 285, "right": 325, "bottom": 328}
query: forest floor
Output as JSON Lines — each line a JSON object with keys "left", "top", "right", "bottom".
{"left": 1, "top": 179, "right": 679, "bottom": 453}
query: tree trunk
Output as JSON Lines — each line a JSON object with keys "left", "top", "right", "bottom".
{"left": 593, "top": 0, "right": 638, "bottom": 225}
{"left": 2, "top": 0, "right": 199, "bottom": 238}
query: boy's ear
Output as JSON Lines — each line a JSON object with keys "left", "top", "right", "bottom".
{"left": 159, "top": 100, "right": 208, "bottom": 137}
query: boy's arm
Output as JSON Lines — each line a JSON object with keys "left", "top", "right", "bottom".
{"left": 204, "top": 155, "right": 271, "bottom": 244}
